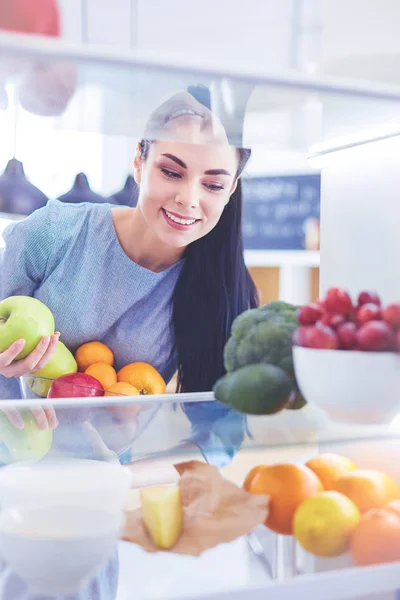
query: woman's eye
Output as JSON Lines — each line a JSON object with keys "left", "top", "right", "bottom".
{"left": 161, "top": 168, "right": 181, "bottom": 179}
{"left": 205, "top": 183, "right": 224, "bottom": 192}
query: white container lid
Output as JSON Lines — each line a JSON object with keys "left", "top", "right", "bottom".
{"left": 0, "top": 459, "right": 132, "bottom": 514}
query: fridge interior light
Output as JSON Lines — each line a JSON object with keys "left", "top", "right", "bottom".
{"left": 308, "top": 124, "right": 400, "bottom": 169}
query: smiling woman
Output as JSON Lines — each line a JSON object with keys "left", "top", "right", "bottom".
{"left": 130, "top": 138, "right": 238, "bottom": 258}
{"left": 128, "top": 89, "right": 258, "bottom": 395}
{"left": 0, "top": 85, "right": 257, "bottom": 600}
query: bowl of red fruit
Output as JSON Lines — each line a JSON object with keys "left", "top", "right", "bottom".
{"left": 292, "top": 287, "right": 400, "bottom": 425}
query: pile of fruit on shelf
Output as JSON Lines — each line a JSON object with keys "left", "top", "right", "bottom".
{"left": 0, "top": 295, "right": 166, "bottom": 399}
{"left": 244, "top": 453, "right": 400, "bottom": 566}
{"left": 44, "top": 340, "right": 166, "bottom": 400}
{"left": 294, "top": 287, "right": 400, "bottom": 352}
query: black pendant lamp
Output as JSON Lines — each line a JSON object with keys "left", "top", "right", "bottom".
{"left": 108, "top": 175, "right": 138, "bottom": 207}
{"left": 58, "top": 173, "right": 105, "bottom": 204}
{"left": 0, "top": 158, "right": 48, "bottom": 215}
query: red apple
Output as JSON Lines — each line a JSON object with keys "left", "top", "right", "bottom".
{"left": 293, "top": 326, "right": 314, "bottom": 348}
{"left": 337, "top": 322, "right": 358, "bottom": 350}
{"left": 48, "top": 373, "right": 104, "bottom": 399}
{"left": 357, "top": 303, "right": 381, "bottom": 325}
{"left": 297, "top": 303, "right": 323, "bottom": 326}
{"left": 307, "top": 323, "right": 339, "bottom": 350}
{"left": 382, "top": 304, "right": 400, "bottom": 330}
{"left": 356, "top": 321, "right": 395, "bottom": 352}
{"left": 320, "top": 312, "right": 346, "bottom": 329}
{"left": 324, "top": 287, "right": 353, "bottom": 315}
{"left": 357, "top": 291, "right": 381, "bottom": 307}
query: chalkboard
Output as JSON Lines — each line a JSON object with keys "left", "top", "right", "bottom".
{"left": 242, "top": 174, "right": 321, "bottom": 251}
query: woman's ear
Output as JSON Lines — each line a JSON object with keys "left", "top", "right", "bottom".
{"left": 133, "top": 143, "right": 142, "bottom": 184}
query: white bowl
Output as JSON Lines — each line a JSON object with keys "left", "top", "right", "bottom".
{"left": 293, "top": 346, "right": 400, "bottom": 424}
{"left": 0, "top": 504, "right": 120, "bottom": 596}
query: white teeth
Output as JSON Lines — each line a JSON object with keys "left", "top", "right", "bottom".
{"left": 165, "top": 210, "right": 196, "bottom": 225}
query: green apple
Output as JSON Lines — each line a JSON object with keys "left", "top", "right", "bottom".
{"left": 0, "top": 296, "right": 55, "bottom": 360}
{"left": 30, "top": 341, "right": 78, "bottom": 397}
{"left": 0, "top": 410, "right": 53, "bottom": 464}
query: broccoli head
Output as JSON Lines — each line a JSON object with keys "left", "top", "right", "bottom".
{"left": 224, "top": 301, "right": 298, "bottom": 380}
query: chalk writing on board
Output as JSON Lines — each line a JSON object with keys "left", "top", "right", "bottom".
{"left": 242, "top": 174, "right": 320, "bottom": 250}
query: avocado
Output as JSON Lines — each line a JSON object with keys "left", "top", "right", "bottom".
{"left": 286, "top": 388, "right": 307, "bottom": 410}
{"left": 213, "top": 363, "right": 294, "bottom": 415}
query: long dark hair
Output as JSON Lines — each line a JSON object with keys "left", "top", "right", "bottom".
{"left": 140, "top": 90, "right": 258, "bottom": 392}
{"left": 173, "top": 170, "right": 258, "bottom": 392}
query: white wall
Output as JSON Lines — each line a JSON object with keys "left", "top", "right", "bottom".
{"left": 321, "top": 0, "right": 400, "bottom": 69}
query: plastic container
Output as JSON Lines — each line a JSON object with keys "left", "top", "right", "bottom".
{"left": 0, "top": 504, "right": 121, "bottom": 595}
{"left": 0, "top": 459, "right": 132, "bottom": 513}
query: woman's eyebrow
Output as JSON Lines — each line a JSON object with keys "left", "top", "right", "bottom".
{"left": 204, "top": 169, "right": 231, "bottom": 176}
{"left": 161, "top": 153, "right": 232, "bottom": 177}
{"left": 161, "top": 153, "right": 187, "bottom": 168}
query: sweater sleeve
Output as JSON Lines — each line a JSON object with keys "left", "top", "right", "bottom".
{"left": 0, "top": 202, "right": 57, "bottom": 301}
{"left": 182, "top": 401, "right": 245, "bottom": 469}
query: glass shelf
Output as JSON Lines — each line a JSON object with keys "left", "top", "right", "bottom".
{"left": 1, "top": 32, "right": 400, "bottom": 150}
{"left": 1, "top": 391, "right": 399, "bottom": 468}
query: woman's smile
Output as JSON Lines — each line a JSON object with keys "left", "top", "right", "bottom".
{"left": 161, "top": 208, "right": 200, "bottom": 230}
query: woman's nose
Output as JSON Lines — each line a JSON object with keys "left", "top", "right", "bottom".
{"left": 175, "top": 186, "right": 199, "bottom": 209}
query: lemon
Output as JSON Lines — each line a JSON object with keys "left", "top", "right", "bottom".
{"left": 293, "top": 491, "right": 361, "bottom": 557}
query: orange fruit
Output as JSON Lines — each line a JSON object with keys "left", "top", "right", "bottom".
{"left": 350, "top": 507, "right": 400, "bottom": 566}
{"left": 334, "top": 469, "right": 399, "bottom": 514}
{"left": 306, "top": 454, "right": 358, "bottom": 490}
{"left": 117, "top": 362, "right": 166, "bottom": 395}
{"left": 250, "top": 463, "right": 323, "bottom": 535}
{"left": 243, "top": 465, "right": 267, "bottom": 492}
{"left": 85, "top": 363, "right": 117, "bottom": 391}
{"left": 75, "top": 341, "right": 114, "bottom": 372}
{"left": 104, "top": 382, "right": 140, "bottom": 397}
{"left": 104, "top": 382, "right": 141, "bottom": 422}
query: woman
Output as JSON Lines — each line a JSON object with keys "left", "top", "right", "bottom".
{"left": 0, "top": 86, "right": 258, "bottom": 598}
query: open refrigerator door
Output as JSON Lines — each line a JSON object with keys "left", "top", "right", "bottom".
{"left": 0, "top": 3, "right": 400, "bottom": 598}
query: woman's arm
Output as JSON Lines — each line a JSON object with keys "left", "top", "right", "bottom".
{"left": 0, "top": 203, "right": 59, "bottom": 428}
{"left": 0, "top": 203, "right": 56, "bottom": 299}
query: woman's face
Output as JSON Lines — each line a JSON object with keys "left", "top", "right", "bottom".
{"left": 134, "top": 96, "right": 239, "bottom": 249}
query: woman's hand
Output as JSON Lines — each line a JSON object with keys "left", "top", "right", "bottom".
{"left": 0, "top": 334, "right": 60, "bottom": 378}
{"left": 0, "top": 333, "right": 60, "bottom": 430}
{"left": 2, "top": 405, "right": 59, "bottom": 430}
